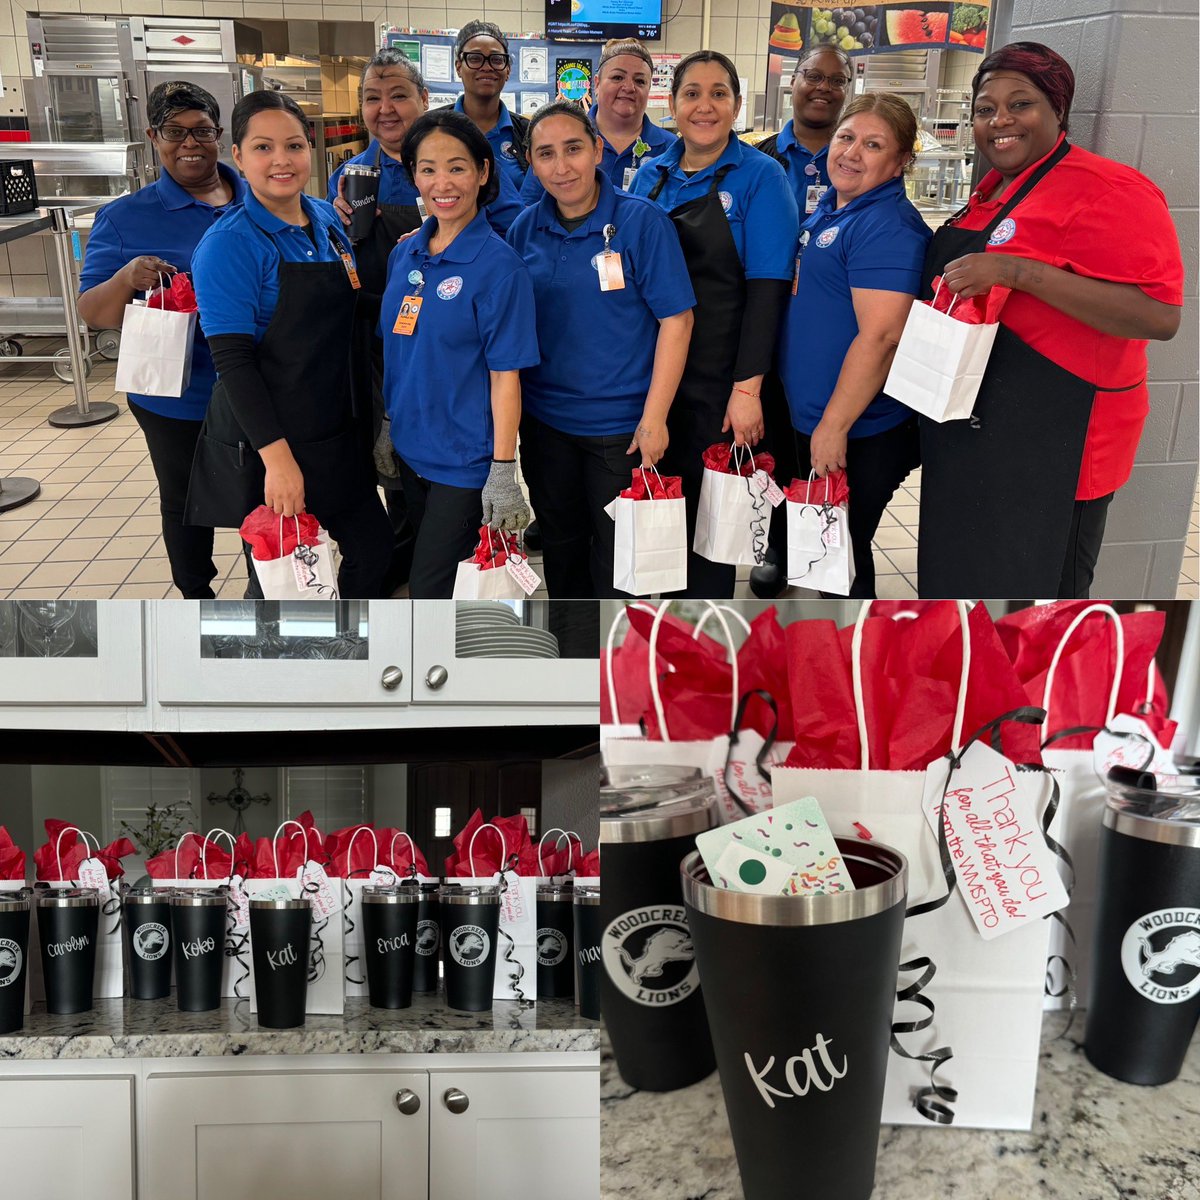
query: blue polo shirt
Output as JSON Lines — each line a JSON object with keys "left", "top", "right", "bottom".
{"left": 779, "top": 176, "right": 931, "bottom": 439}
{"left": 453, "top": 96, "right": 526, "bottom": 193}
{"left": 381, "top": 207, "right": 539, "bottom": 488}
{"left": 774, "top": 120, "right": 833, "bottom": 216}
{"left": 629, "top": 133, "right": 798, "bottom": 281}
{"left": 506, "top": 172, "right": 695, "bottom": 437}
{"left": 192, "top": 191, "right": 354, "bottom": 342}
{"left": 520, "top": 109, "right": 675, "bottom": 204}
{"left": 80, "top": 163, "right": 245, "bottom": 420}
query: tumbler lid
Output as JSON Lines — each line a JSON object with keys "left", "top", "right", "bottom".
{"left": 0, "top": 890, "right": 30, "bottom": 912}
{"left": 171, "top": 887, "right": 228, "bottom": 906}
{"left": 37, "top": 887, "right": 99, "bottom": 907}
{"left": 439, "top": 884, "right": 500, "bottom": 904}
{"left": 600, "top": 766, "right": 717, "bottom": 843}
{"left": 536, "top": 883, "right": 573, "bottom": 902}
{"left": 1103, "top": 783, "right": 1200, "bottom": 849}
{"left": 363, "top": 885, "right": 419, "bottom": 904}
{"left": 248, "top": 896, "right": 311, "bottom": 910}
{"left": 573, "top": 886, "right": 600, "bottom": 905}
{"left": 123, "top": 884, "right": 167, "bottom": 904}
{"left": 342, "top": 163, "right": 381, "bottom": 177}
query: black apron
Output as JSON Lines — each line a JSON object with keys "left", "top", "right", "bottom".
{"left": 648, "top": 163, "right": 745, "bottom": 596}
{"left": 185, "top": 227, "right": 375, "bottom": 529}
{"left": 917, "top": 139, "right": 1112, "bottom": 598}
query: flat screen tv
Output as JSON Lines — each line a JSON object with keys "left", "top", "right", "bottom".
{"left": 545, "top": 0, "right": 663, "bottom": 42}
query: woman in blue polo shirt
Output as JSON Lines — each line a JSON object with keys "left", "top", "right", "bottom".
{"left": 381, "top": 110, "right": 539, "bottom": 598}
{"left": 778, "top": 93, "right": 931, "bottom": 598}
{"left": 507, "top": 102, "right": 695, "bottom": 597}
{"left": 188, "top": 90, "right": 392, "bottom": 598}
{"left": 630, "top": 50, "right": 799, "bottom": 598}
{"left": 520, "top": 39, "right": 674, "bottom": 204}
{"left": 78, "top": 82, "right": 244, "bottom": 599}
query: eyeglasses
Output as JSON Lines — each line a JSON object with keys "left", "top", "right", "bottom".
{"left": 459, "top": 51, "right": 510, "bottom": 70}
{"left": 156, "top": 124, "right": 220, "bottom": 143}
{"left": 797, "top": 70, "right": 852, "bottom": 91}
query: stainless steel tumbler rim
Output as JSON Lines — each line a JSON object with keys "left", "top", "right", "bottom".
{"left": 536, "top": 884, "right": 574, "bottom": 902}
{"left": 170, "top": 888, "right": 228, "bottom": 906}
{"left": 1103, "top": 802, "right": 1200, "bottom": 849}
{"left": 363, "top": 886, "right": 420, "bottom": 904}
{"left": 600, "top": 767, "right": 718, "bottom": 844}
{"left": 123, "top": 888, "right": 167, "bottom": 905}
{"left": 342, "top": 163, "right": 380, "bottom": 176}
{"left": 248, "top": 897, "right": 311, "bottom": 910}
{"left": 439, "top": 885, "right": 500, "bottom": 904}
{"left": 37, "top": 887, "right": 99, "bottom": 907}
{"left": 573, "top": 887, "right": 600, "bottom": 906}
{"left": 680, "top": 838, "right": 908, "bottom": 926}
{"left": 0, "top": 893, "right": 30, "bottom": 912}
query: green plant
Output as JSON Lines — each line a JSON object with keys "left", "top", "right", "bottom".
{"left": 120, "top": 801, "right": 194, "bottom": 858}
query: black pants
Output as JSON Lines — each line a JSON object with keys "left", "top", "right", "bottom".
{"left": 129, "top": 400, "right": 217, "bottom": 599}
{"left": 519, "top": 413, "right": 637, "bottom": 599}
{"left": 1057, "top": 492, "right": 1114, "bottom": 598}
{"left": 397, "top": 458, "right": 483, "bottom": 598}
{"left": 793, "top": 417, "right": 920, "bottom": 599}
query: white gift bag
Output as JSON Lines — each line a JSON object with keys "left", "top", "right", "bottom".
{"left": 114, "top": 290, "right": 197, "bottom": 399}
{"left": 772, "top": 601, "right": 1053, "bottom": 1131}
{"left": 605, "top": 467, "right": 688, "bottom": 595}
{"left": 249, "top": 514, "right": 340, "bottom": 600}
{"left": 883, "top": 283, "right": 1003, "bottom": 423}
{"left": 786, "top": 471, "right": 856, "bottom": 596}
{"left": 0, "top": 880, "right": 32, "bottom": 1017}
{"left": 247, "top": 821, "right": 344, "bottom": 1016}
{"left": 693, "top": 444, "right": 772, "bottom": 567}
{"left": 452, "top": 529, "right": 530, "bottom": 600}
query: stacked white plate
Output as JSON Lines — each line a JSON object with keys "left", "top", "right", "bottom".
{"left": 455, "top": 604, "right": 559, "bottom": 659}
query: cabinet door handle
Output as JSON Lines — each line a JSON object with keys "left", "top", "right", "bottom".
{"left": 442, "top": 1087, "right": 469, "bottom": 1114}
{"left": 394, "top": 1088, "right": 421, "bottom": 1115}
{"left": 381, "top": 665, "right": 404, "bottom": 691}
{"left": 425, "top": 664, "right": 449, "bottom": 690}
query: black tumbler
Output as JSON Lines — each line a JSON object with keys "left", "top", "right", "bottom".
{"left": 440, "top": 884, "right": 500, "bottom": 1012}
{"left": 342, "top": 163, "right": 380, "bottom": 241}
{"left": 536, "top": 882, "right": 575, "bottom": 999}
{"left": 412, "top": 881, "right": 441, "bottom": 993}
{"left": 600, "top": 766, "right": 718, "bottom": 1091}
{"left": 573, "top": 885, "right": 601, "bottom": 1020}
{"left": 124, "top": 886, "right": 172, "bottom": 1000}
{"left": 250, "top": 897, "right": 311, "bottom": 1029}
{"left": 1085, "top": 790, "right": 1200, "bottom": 1085}
{"left": 362, "top": 885, "right": 420, "bottom": 1009}
{"left": 0, "top": 891, "right": 31, "bottom": 1033}
{"left": 682, "top": 839, "right": 908, "bottom": 1200}
{"left": 38, "top": 887, "right": 100, "bottom": 1015}
{"left": 170, "top": 888, "right": 226, "bottom": 1013}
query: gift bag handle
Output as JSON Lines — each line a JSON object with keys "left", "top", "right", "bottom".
{"left": 468, "top": 822, "right": 508, "bottom": 878}
{"left": 639, "top": 464, "right": 670, "bottom": 500}
{"left": 729, "top": 441, "right": 756, "bottom": 476}
{"left": 536, "top": 828, "right": 582, "bottom": 876}
{"left": 648, "top": 601, "right": 740, "bottom": 743}
{"left": 201, "top": 827, "right": 236, "bottom": 884}
{"left": 150, "top": 270, "right": 170, "bottom": 309}
{"left": 173, "top": 831, "right": 197, "bottom": 880}
{"left": 1039, "top": 603, "right": 1125, "bottom": 739}
{"left": 693, "top": 605, "right": 753, "bottom": 640}
{"left": 1139, "top": 656, "right": 1159, "bottom": 715}
{"left": 54, "top": 825, "right": 101, "bottom": 878}
{"left": 604, "top": 602, "right": 661, "bottom": 722}
{"left": 345, "top": 826, "right": 381, "bottom": 878}
{"left": 803, "top": 468, "right": 836, "bottom": 507}
{"left": 931, "top": 276, "right": 960, "bottom": 317}
{"left": 851, "top": 600, "right": 971, "bottom": 769}
{"left": 272, "top": 818, "right": 313, "bottom": 877}
{"left": 388, "top": 831, "right": 418, "bottom": 877}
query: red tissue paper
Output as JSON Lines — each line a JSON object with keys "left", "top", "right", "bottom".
{"left": 33, "top": 820, "right": 136, "bottom": 882}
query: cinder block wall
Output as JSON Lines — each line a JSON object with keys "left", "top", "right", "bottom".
{"left": 993, "top": 0, "right": 1198, "bottom": 597}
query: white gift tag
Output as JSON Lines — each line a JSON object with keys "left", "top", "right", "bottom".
{"left": 229, "top": 874, "right": 251, "bottom": 933}
{"left": 499, "top": 873, "right": 529, "bottom": 926}
{"left": 298, "top": 860, "right": 341, "bottom": 920}
{"left": 370, "top": 865, "right": 399, "bottom": 886}
{"left": 922, "top": 742, "right": 1068, "bottom": 941}
{"left": 752, "top": 469, "right": 786, "bottom": 508}
{"left": 505, "top": 555, "right": 541, "bottom": 595}
{"left": 720, "top": 729, "right": 779, "bottom": 818}
{"left": 291, "top": 549, "right": 320, "bottom": 592}
{"left": 77, "top": 857, "right": 112, "bottom": 902}
{"left": 1092, "top": 713, "right": 1175, "bottom": 779}
{"left": 821, "top": 510, "right": 842, "bottom": 548}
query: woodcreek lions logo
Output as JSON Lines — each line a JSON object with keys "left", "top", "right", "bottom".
{"left": 602, "top": 905, "right": 698, "bottom": 1007}
{"left": 416, "top": 919, "right": 440, "bottom": 957}
{"left": 449, "top": 924, "right": 490, "bottom": 967}
{"left": 536, "top": 928, "right": 567, "bottom": 967}
{"left": 132, "top": 921, "right": 168, "bottom": 962}
{"left": 1121, "top": 907, "right": 1200, "bottom": 1005}
{"left": 0, "top": 938, "right": 21, "bottom": 987}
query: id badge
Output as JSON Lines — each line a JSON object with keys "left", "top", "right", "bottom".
{"left": 804, "top": 184, "right": 827, "bottom": 215}
{"left": 392, "top": 295, "right": 422, "bottom": 335}
{"left": 622, "top": 166, "right": 637, "bottom": 191}
{"left": 598, "top": 251, "right": 626, "bottom": 292}
{"left": 340, "top": 252, "right": 361, "bottom": 290}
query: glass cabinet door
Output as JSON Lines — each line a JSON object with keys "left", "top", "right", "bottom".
{"left": 153, "top": 601, "right": 412, "bottom": 706}
{"left": 0, "top": 600, "right": 144, "bottom": 704}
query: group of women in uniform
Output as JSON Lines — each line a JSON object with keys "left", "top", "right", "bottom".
{"left": 78, "top": 34, "right": 1184, "bottom": 600}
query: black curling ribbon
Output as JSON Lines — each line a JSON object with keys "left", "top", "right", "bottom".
{"left": 722, "top": 688, "right": 780, "bottom": 818}
{"left": 498, "top": 853, "right": 534, "bottom": 1012}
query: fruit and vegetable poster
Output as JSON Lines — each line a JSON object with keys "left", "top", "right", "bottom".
{"left": 767, "top": 0, "right": 989, "bottom": 57}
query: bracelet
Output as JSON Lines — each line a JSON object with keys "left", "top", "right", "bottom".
{"left": 734, "top": 387, "right": 760, "bottom": 398}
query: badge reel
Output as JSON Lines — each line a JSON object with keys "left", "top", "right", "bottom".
{"left": 394, "top": 269, "right": 424, "bottom": 336}
{"left": 791, "top": 230, "right": 810, "bottom": 296}
{"left": 597, "top": 224, "right": 625, "bottom": 293}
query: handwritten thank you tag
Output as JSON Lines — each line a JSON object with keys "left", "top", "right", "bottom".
{"left": 1093, "top": 713, "right": 1175, "bottom": 780}
{"left": 752, "top": 469, "right": 786, "bottom": 508}
{"left": 77, "top": 856, "right": 112, "bottom": 902}
{"left": 298, "top": 861, "right": 341, "bottom": 920}
{"left": 505, "top": 555, "right": 540, "bottom": 596}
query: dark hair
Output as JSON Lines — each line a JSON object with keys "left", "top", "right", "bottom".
{"left": 598, "top": 38, "right": 654, "bottom": 75}
{"left": 972, "top": 41, "right": 1074, "bottom": 132}
{"left": 455, "top": 20, "right": 509, "bottom": 59}
{"left": 147, "top": 80, "right": 221, "bottom": 130}
{"left": 231, "top": 90, "right": 311, "bottom": 146}
{"left": 361, "top": 48, "right": 427, "bottom": 93}
{"left": 796, "top": 45, "right": 853, "bottom": 77}
{"left": 527, "top": 100, "right": 598, "bottom": 147}
{"left": 671, "top": 50, "right": 740, "bottom": 98}
{"left": 400, "top": 109, "right": 501, "bottom": 208}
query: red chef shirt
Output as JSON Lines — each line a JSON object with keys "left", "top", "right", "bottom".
{"left": 948, "top": 134, "right": 1185, "bottom": 499}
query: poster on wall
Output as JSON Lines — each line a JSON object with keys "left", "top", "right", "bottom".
{"left": 385, "top": 35, "right": 423, "bottom": 61}
{"left": 422, "top": 44, "right": 453, "bottom": 83}
{"left": 555, "top": 59, "right": 594, "bottom": 107}
{"left": 649, "top": 52, "right": 680, "bottom": 104}
{"left": 520, "top": 45, "right": 549, "bottom": 83}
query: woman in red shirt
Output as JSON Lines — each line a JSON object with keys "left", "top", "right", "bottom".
{"left": 918, "top": 41, "right": 1183, "bottom": 599}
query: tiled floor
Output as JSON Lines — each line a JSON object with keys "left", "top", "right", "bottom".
{"left": 0, "top": 343, "right": 1196, "bottom": 600}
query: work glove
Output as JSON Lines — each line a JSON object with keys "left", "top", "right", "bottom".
{"left": 480, "top": 459, "right": 530, "bottom": 532}
{"left": 372, "top": 416, "right": 401, "bottom": 479}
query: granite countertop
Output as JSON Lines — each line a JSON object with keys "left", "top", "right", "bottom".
{"left": 1, "top": 995, "right": 598, "bottom": 1059}
{"left": 601, "top": 1013, "right": 1200, "bottom": 1200}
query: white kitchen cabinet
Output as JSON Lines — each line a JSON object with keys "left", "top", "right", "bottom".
{"left": 0, "top": 1075, "right": 136, "bottom": 1198}
{"left": 428, "top": 1066, "right": 600, "bottom": 1200}
{"left": 144, "top": 1068, "right": 430, "bottom": 1200}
